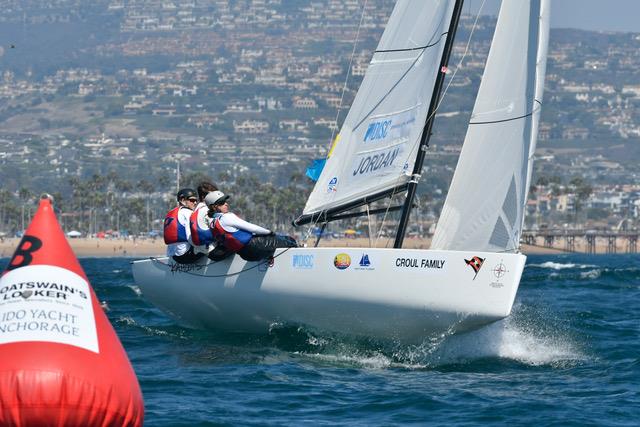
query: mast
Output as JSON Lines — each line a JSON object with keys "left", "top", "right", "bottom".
{"left": 393, "top": 0, "right": 465, "bottom": 249}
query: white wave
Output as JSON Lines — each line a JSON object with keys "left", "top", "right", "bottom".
{"left": 580, "top": 269, "right": 601, "bottom": 279}
{"left": 285, "top": 307, "right": 587, "bottom": 370}
{"left": 128, "top": 285, "right": 142, "bottom": 296}
{"left": 419, "top": 316, "right": 587, "bottom": 367}
{"left": 118, "top": 315, "right": 137, "bottom": 326}
{"left": 117, "top": 315, "right": 170, "bottom": 337}
{"left": 301, "top": 351, "right": 395, "bottom": 370}
{"left": 530, "top": 261, "right": 596, "bottom": 270}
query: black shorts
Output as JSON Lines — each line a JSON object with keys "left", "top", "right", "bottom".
{"left": 238, "top": 234, "right": 298, "bottom": 262}
{"left": 172, "top": 247, "right": 205, "bottom": 264}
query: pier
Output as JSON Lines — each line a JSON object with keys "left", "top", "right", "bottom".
{"left": 522, "top": 230, "right": 639, "bottom": 254}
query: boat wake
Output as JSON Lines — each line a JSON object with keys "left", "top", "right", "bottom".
{"left": 287, "top": 304, "right": 587, "bottom": 370}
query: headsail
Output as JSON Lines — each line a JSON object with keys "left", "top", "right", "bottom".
{"left": 302, "top": 0, "right": 458, "bottom": 218}
{"left": 431, "top": 0, "right": 550, "bottom": 253}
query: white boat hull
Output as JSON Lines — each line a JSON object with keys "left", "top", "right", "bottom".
{"left": 132, "top": 248, "right": 525, "bottom": 343}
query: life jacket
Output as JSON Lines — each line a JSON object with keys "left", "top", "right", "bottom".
{"left": 189, "top": 206, "right": 214, "bottom": 246}
{"left": 163, "top": 206, "right": 189, "bottom": 244}
{"left": 210, "top": 213, "right": 253, "bottom": 252}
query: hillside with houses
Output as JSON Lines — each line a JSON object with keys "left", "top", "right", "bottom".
{"left": 0, "top": 0, "right": 638, "bottom": 236}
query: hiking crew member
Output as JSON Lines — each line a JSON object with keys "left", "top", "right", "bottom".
{"left": 205, "top": 191, "right": 297, "bottom": 262}
{"left": 189, "top": 181, "right": 219, "bottom": 256}
{"left": 164, "top": 188, "right": 203, "bottom": 264}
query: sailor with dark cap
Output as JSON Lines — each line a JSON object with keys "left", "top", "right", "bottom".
{"left": 164, "top": 188, "right": 204, "bottom": 264}
{"left": 205, "top": 190, "right": 297, "bottom": 263}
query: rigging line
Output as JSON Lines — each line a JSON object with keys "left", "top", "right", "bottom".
{"left": 468, "top": 100, "right": 542, "bottom": 125}
{"left": 377, "top": 0, "right": 489, "bottom": 243}
{"left": 308, "top": 0, "right": 369, "bottom": 233}
{"left": 366, "top": 204, "right": 372, "bottom": 247}
{"left": 432, "top": 0, "right": 488, "bottom": 119}
{"left": 352, "top": 3, "right": 453, "bottom": 132}
{"left": 305, "top": 0, "right": 480, "bottom": 232}
{"left": 349, "top": 5, "right": 453, "bottom": 135}
{"left": 375, "top": 0, "right": 491, "bottom": 211}
{"left": 352, "top": 46, "right": 432, "bottom": 132}
{"left": 374, "top": 33, "right": 447, "bottom": 53}
{"left": 306, "top": 3, "right": 449, "bottom": 230}
{"left": 328, "top": 0, "right": 369, "bottom": 151}
{"left": 369, "top": 0, "right": 489, "bottom": 239}
{"left": 149, "top": 247, "right": 294, "bottom": 278}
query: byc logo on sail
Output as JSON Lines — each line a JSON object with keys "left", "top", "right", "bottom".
{"left": 364, "top": 120, "right": 392, "bottom": 143}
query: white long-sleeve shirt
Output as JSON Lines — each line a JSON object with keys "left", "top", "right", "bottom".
{"left": 216, "top": 212, "right": 271, "bottom": 235}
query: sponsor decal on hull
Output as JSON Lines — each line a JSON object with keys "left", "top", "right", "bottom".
{"left": 292, "top": 254, "right": 314, "bottom": 269}
{"left": 464, "top": 256, "right": 485, "bottom": 280}
{"left": 334, "top": 253, "right": 351, "bottom": 270}
{"left": 395, "top": 257, "right": 446, "bottom": 273}
{"left": 490, "top": 260, "right": 508, "bottom": 288}
{"left": 355, "top": 253, "right": 374, "bottom": 271}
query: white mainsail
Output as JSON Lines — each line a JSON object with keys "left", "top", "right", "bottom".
{"left": 431, "top": 0, "right": 550, "bottom": 253}
{"left": 302, "top": 0, "right": 457, "bottom": 216}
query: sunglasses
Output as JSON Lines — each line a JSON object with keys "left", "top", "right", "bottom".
{"left": 187, "top": 198, "right": 198, "bottom": 203}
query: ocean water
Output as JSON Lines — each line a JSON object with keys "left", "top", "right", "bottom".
{"left": 2, "top": 254, "right": 639, "bottom": 426}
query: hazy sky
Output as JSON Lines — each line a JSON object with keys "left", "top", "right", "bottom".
{"left": 466, "top": 0, "right": 640, "bottom": 33}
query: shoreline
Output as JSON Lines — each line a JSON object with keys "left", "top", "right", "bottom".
{"left": 0, "top": 237, "right": 630, "bottom": 259}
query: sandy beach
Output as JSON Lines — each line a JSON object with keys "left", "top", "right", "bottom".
{"left": 0, "top": 236, "right": 591, "bottom": 259}
{"left": 0, "top": 237, "right": 166, "bottom": 259}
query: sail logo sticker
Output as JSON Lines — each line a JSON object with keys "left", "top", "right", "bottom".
{"left": 464, "top": 256, "right": 485, "bottom": 280}
{"left": 292, "top": 254, "right": 314, "bottom": 269}
{"left": 355, "top": 253, "right": 374, "bottom": 271}
{"left": 352, "top": 147, "right": 400, "bottom": 177}
{"left": 362, "top": 110, "right": 416, "bottom": 145}
{"left": 359, "top": 254, "right": 370, "bottom": 267}
{"left": 327, "top": 177, "right": 338, "bottom": 193}
{"left": 364, "top": 120, "right": 391, "bottom": 143}
{"left": 333, "top": 253, "right": 351, "bottom": 270}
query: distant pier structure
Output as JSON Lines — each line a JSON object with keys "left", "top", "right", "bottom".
{"left": 522, "top": 230, "right": 639, "bottom": 254}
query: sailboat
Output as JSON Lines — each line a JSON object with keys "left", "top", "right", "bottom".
{"left": 132, "top": 0, "right": 550, "bottom": 343}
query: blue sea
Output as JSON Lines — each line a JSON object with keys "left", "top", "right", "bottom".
{"left": 2, "top": 254, "right": 639, "bottom": 426}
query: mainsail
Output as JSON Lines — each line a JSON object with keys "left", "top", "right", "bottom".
{"left": 302, "top": 0, "right": 457, "bottom": 218}
{"left": 431, "top": 0, "right": 550, "bottom": 253}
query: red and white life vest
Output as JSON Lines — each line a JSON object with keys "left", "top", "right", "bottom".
{"left": 210, "top": 213, "right": 252, "bottom": 252}
{"left": 163, "top": 206, "right": 189, "bottom": 244}
{"left": 189, "top": 205, "right": 214, "bottom": 246}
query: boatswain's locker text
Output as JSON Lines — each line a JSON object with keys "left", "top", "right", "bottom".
{"left": 0, "top": 265, "right": 99, "bottom": 353}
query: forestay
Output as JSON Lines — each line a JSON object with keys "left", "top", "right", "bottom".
{"left": 431, "top": 0, "right": 550, "bottom": 253}
{"left": 302, "top": 0, "right": 457, "bottom": 217}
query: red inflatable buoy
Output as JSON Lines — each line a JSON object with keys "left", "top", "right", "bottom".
{"left": 0, "top": 196, "right": 144, "bottom": 426}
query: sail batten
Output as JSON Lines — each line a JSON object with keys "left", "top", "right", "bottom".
{"left": 431, "top": 0, "right": 550, "bottom": 253}
{"left": 302, "top": 0, "right": 458, "bottom": 218}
